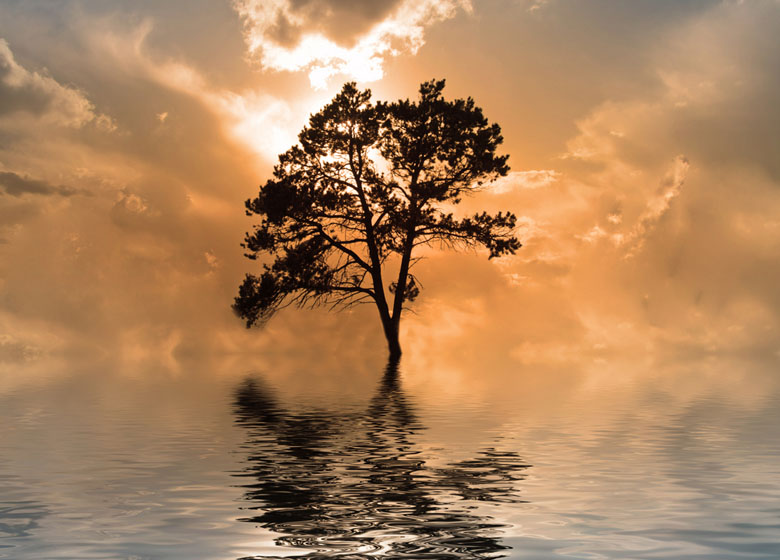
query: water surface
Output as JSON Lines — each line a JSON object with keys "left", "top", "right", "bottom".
{"left": 1, "top": 353, "right": 779, "bottom": 558}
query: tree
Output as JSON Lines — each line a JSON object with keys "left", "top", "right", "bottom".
{"left": 234, "top": 80, "right": 520, "bottom": 358}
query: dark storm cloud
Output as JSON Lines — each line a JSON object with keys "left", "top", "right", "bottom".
{"left": 0, "top": 171, "right": 81, "bottom": 197}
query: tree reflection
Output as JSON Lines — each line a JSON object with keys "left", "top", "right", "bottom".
{"left": 232, "top": 359, "right": 531, "bottom": 559}
{"left": 0, "top": 476, "right": 48, "bottom": 552}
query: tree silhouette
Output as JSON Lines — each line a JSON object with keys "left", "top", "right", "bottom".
{"left": 234, "top": 80, "right": 520, "bottom": 357}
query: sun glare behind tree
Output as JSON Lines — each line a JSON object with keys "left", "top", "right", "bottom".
{"left": 233, "top": 80, "right": 521, "bottom": 357}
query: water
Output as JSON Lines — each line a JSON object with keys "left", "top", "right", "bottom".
{"left": 1, "top": 353, "right": 779, "bottom": 558}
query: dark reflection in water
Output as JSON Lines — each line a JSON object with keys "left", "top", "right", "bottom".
{"left": 0, "top": 474, "right": 48, "bottom": 552}
{"left": 232, "top": 359, "right": 531, "bottom": 559}
{"left": 0, "top": 501, "right": 47, "bottom": 543}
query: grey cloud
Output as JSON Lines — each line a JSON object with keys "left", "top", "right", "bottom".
{"left": 0, "top": 48, "right": 54, "bottom": 117}
{"left": 661, "top": 1, "right": 780, "bottom": 179}
{"left": 263, "top": 10, "right": 304, "bottom": 48}
{"left": 581, "top": 2, "right": 779, "bottom": 179}
{"left": 0, "top": 39, "right": 97, "bottom": 128}
{"left": 235, "top": 0, "right": 404, "bottom": 51}
{"left": 285, "top": 0, "right": 402, "bottom": 46}
{"left": 246, "top": 0, "right": 404, "bottom": 49}
{"left": 0, "top": 171, "right": 81, "bottom": 197}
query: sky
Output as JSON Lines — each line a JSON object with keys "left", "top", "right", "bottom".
{"left": 0, "top": 0, "right": 779, "bottom": 374}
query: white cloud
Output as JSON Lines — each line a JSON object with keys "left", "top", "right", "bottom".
{"left": 232, "top": 0, "right": 471, "bottom": 88}
{"left": 578, "top": 224, "right": 608, "bottom": 245}
{"left": 489, "top": 169, "right": 561, "bottom": 194}
{"left": 525, "top": 0, "right": 550, "bottom": 13}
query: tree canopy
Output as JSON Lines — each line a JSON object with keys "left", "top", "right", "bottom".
{"left": 234, "top": 80, "right": 520, "bottom": 357}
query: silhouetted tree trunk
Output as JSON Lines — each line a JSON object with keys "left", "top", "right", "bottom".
{"left": 382, "top": 316, "right": 402, "bottom": 358}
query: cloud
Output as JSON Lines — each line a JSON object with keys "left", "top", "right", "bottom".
{"left": 622, "top": 155, "right": 689, "bottom": 257}
{"left": 84, "top": 22, "right": 302, "bottom": 163}
{"left": 233, "top": 0, "right": 471, "bottom": 88}
{"left": 0, "top": 38, "right": 113, "bottom": 130}
{"left": 489, "top": 170, "right": 561, "bottom": 194}
{"left": 0, "top": 333, "right": 40, "bottom": 363}
{"left": 525, "top": 0, "right": 550, "bottom": 13}
{"left": 0, "top": 171, "right": 83, "bottom": 197}
{"left": 0, "top": 23, "right": 276, "bottom": 363}
{"left": 408, "top": 1, "right": 780, "bottom": 370}
{"left": 0, "top": 0, "right": 778, "bottom": 373}
{"left": 572, "top": 155, "right": 690, "bottom": 256}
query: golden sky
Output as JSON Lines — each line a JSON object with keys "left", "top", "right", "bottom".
{"left": 1, "top": 0, "right": 779, "bottom": 371}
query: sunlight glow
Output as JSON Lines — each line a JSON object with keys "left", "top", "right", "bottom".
{"left": 222, "top": 91, "right": 299, "bottom": 161}
{"left": 233, "top": 0, "right": 471, "bottom": 89}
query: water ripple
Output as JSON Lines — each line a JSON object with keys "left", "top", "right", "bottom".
{"left": 231, "top": 360, "right": 531, "bottom": 558}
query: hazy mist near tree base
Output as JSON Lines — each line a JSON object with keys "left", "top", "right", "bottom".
{"left": 0, "top": 0, "right": 778, "bottom": 369}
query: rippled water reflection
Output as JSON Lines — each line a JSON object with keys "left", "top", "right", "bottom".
{"left": 1, "top": 354, "right": 779, "bottom": 558}
{"left": 232, "top": 359, "right": 530, "bottom": 558}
